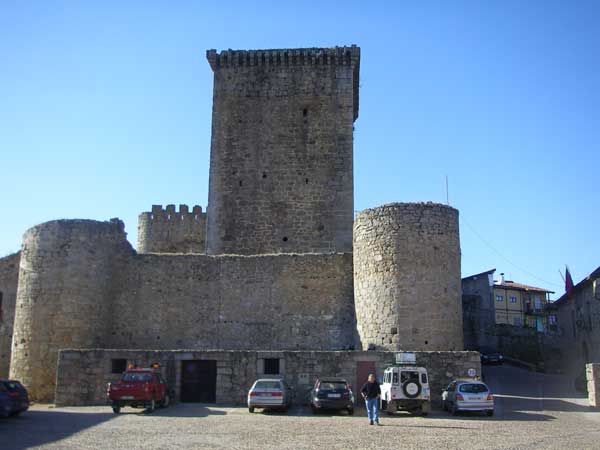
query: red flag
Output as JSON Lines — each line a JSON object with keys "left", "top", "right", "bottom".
{"left": 565, "top": 266, "right": 574, "bottom": 297}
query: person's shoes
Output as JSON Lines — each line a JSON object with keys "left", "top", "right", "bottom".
{"left": 376, "top": 421, "right": 381, "bottom": 426}
{"left": 369, "top": 420, "right": 373, "bottom": 425}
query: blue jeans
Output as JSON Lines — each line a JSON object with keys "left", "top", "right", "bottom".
{"left": 366, "top": 397, "right": 379, "bottom": 422}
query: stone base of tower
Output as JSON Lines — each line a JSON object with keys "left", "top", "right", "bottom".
{"left": 55, "top": 349, "right": 480, "bottom": 407}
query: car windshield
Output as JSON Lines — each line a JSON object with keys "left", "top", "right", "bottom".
{"left": 319, "top": 381, "right": 347, "bottom": 391}
{"left": 459, "top": 383, "right": 488, "bottom": 393}
{"left": 121, "top": 372, "right": 153, "bottom": 382}
{"left": 254, "top": 381, "right": 282, "bottom": 390}
{"left": 1, "top": 381, "right": 23, "bottom": 391}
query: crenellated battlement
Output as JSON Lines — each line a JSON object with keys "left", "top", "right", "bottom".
{"left": 206, "top": 46, "right": 360, "bottom": 71}
{"left": 143, "top": 204, "right": 205, "bottom": 221}
{"left": 137, "top": 204, "right": 207, "bottom": 254}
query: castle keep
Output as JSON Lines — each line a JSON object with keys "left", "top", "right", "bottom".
{"left": 0, "top": 46, "right": 472, "bottom": 405}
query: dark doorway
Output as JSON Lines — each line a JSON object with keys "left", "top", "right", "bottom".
{"left": 181, "top": 360, "right": 217, "bottom": 403}
{"left": 264, "top": 358, "right": 280, "bottom": 375}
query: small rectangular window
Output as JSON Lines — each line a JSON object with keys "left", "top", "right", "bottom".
{"left": 263, "top": 358, "right": 280, "bottom": 375}
{"left": 111, "top": 359, "right": 127, "bottom": 374}
{"left": 496, "top": 295, "right": 504, "bottom": 302}
{"left": 421, "top": 373, "right": 427, "bottom": 384}
{"left": 392, "top": 373, "right": 398, "bottom": 384}
{"left": 510, "top": 296, "right": 517, "bottom": 303}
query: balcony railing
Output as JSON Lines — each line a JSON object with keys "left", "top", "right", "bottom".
{"left": 524, "top": 304, "right": 546, "bottom": 315}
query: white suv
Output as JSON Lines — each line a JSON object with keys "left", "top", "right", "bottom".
{"left": 380, "top": 366, "right": 431, "bottom": 416}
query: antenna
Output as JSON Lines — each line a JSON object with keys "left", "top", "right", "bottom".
{"left": 558, "top": 269, "right": 566, "bottom": 283}
{"left": 445, "top": 175, "right": 449, "bottom": 205}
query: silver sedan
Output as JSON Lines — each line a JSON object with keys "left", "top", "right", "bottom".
{"left": 247, "top": 378, "right": 292, "bottom": 413}
{"left": 441, "top": 380, "right": 494, "bottom": 416}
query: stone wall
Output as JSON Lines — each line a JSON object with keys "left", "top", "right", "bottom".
{"left": 353, "top": 203, "right": 463, "bottom": 351}
{"left": 462, "top": 270, "right": 498, "bottom": 351}
{"left": 546, "top": 270, "right": 600, "bottom": 379}
{"left": 205, "top": 47, "right": 359, "bottom": 255}
{"left": 137, "top": 204, "right": 206, "bottom": 254}
{"left": 108, "top": 252, "right": 355, "bottom": 351}
{"left": 55, "top": 349, "right": 481, "bottom": 407}
{"left": 9, "top": 220, "right": 133, "bottom": 401}
{"left": 587, "top": 363, "right": 600, "bottom": 408}
{"left": 0, "top": 252, "right": 20, "bottom": 378}
{"left": 10, "top": 219, "right": 355, "bottom": 401}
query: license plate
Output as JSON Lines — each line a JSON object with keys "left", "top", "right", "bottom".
{"left": 328, "top": 393, "right": 341, "bottom": 398}
{"left": 120, "top": 396, "right": 134, "bottom": 400}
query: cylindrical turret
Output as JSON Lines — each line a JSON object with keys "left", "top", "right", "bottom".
{"left": 9, "top": 219, "right": 132, "bottom": 401}
{"left": 353, "top": 202, "right": 463, "bottom": 351}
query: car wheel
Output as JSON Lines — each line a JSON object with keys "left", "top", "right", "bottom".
{"left": 486, "top": 410, "right": 494, "bottom": 417}
{"left": 147, "top": 398, "right": 156, "bottom": 413}
{"left": 348, "top": 408, "right": 354, "bottom": 415}
{"left": 451, "top": 402, "right": 458, "bottom": 416}
{"left": 311, "top": 405, "right": 318, "bottom": 414}
{"left": 161, "top": 393, "right": 170, "bottom": 408}
{"left": 248, "top": 406, "right": 254, "bottom": 413}
{"left": 112, "top": 406, "right": 121, "bottom": 414}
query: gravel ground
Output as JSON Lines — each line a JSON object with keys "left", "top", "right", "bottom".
{"left": 1, "top": 366, "right": 599, "bottom": 450}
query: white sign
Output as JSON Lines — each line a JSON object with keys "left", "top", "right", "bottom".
{"left": 467, "top": 368, "right": 477, "bottom": 378}
{"left": 395, "top": 352, "right": 416, "bottom": 364}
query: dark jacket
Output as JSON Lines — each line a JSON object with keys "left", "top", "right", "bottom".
{"left": 361, "top": 380, "right": 381, "bottom": 399}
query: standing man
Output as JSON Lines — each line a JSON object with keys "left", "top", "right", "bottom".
{"left": 361, "top": 373, "right": 381, "bottom": 425}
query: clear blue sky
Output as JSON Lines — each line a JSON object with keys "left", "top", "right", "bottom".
{"left": 1, "top": 1, "right": 598, "bottom": 297}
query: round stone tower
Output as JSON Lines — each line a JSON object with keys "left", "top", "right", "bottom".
{"left": 353, "top": 202, "right": 463, "bottom": 351}
{"left": 9, "top": 219, "right": 132, "bottom": 401}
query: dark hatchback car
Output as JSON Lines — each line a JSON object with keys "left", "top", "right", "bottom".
{"left": 480, "top": 352, "right": 503, "bottom": 365}
{"left": 310, "top": 378, "right": 354, "bottom": 415}
{"left": 0, "top": 380, "right": 29, "bottom": 417}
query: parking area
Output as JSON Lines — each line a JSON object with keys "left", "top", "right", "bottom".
{"left": 1, "top": 365, "right": 599, "bottom": 450}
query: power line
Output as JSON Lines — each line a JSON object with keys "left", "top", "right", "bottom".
{"left": 460, "top": 214, "right": 562, "bottom": 289}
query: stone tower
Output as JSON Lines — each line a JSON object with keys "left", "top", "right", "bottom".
{"left": 353, "top": 203, "right": 464, "bottom": 351}
{"left": 137, "top": 204, "right": 207, "bottom": 254}
{"left": 9, "top": 220, "right": 132, "bottom": 401}
{"left": 205, "top": 46, "right": 360, "bottom": 255}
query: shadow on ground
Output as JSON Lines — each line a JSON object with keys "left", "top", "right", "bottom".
{"left": 146, "top": 403, "right": 227, "bottom": 417}
{"left": 0, "top": 408, "right": 115, "bottom": 450}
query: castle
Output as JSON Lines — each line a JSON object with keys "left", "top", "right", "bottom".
{"left": 0, "top": 46, "right": 469, "bottom": 405}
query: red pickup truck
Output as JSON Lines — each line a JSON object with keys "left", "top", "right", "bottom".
{"left": 107, "top": 368, "right": 171, "bottom": 414}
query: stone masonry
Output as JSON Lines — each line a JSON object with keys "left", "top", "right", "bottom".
{"left": 55, "top": 349, "right": 481, "bottom": 407}
{"left": 10, "top": 220, "right": 132, "bottom": 401}
{"left": 10, "top": 218, "right": 355, "bottom": 401}
{"left": 137, "top": 204, "right": 207, "bottom": 254}
{"left": 587, "top": 363, "right": 600, "bottom": 408}
{"left": 0, "top": 252, "right": 20, "bottom": 378}
{"left": 7, "top": 46, "right": 472, "bottom": 405}
{"left": 205, "top": 47, "right": 359, "bottom": 255}
{"left": 354, "top": 202, "right": 463, "bottom": 351}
